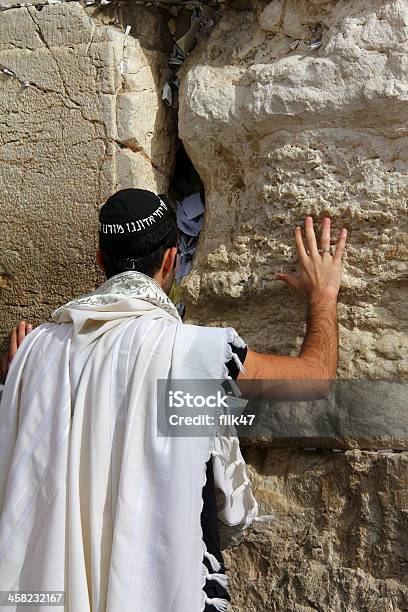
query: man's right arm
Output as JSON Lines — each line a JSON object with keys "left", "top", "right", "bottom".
{"left": 237, "top": 216, "right": 347, "bottom": 401}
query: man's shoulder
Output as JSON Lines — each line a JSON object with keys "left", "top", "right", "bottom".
{"left": 36, "top": 322, "right": 69, "bottom": 333}
{"left": 179, "top": 322, "right": 246, "bottom": 347}
{"left": 173, "top": 323, "right": 247, "bottom": 376}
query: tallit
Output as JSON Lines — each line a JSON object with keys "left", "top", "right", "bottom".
{"left": 0, "top": 272, "right": 271, "bottom": 611}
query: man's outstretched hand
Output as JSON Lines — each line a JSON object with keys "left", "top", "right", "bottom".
{"left": 276, "top": 216, "right": 347, "bottom": 303}
{"left": 237, "top": 216, "right": 347, "bottom": 399}
{"left": 0, "top": 321, "right": 33, "bottom": 383}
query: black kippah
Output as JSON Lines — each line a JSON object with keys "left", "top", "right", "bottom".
{"left": 99, "top": 188, "right": 173, "bottom": 241}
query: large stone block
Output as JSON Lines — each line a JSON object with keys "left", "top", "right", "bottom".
{"left": 222, "top": 448, "right": 408, "bottom": 611}
{"left": 179, "top": 0, "right": 408, "bottom": 380}
{"left": 235, "top": 380, "right": 408, "bottom": 449}
{"left": 0, "top": 2, "right": 176, "bottom": 347}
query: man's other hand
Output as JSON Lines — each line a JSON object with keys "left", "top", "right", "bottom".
{"left": 0, "top": 321, "right": 33, "bottom": 383}
{"left": 276, "top": 216, "right": 347, "bottom": 303}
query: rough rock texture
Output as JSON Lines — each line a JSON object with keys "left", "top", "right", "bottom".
{"left": 0, "top": 2, "right": 176, "bottom": 348}
{"left": 176, "top": 3, "right": 408, "bottom": 607}
{"left": 223, "top": 448, "right": 408, "bottom": 612}
{"left": 238, "top": 379, "right": 408, "bottom": 449}
{"left": 179, "top": 0, "right": 408, "bottom": 380}
{"left": 2, "top": 1, "right": 408, "bottom": 611}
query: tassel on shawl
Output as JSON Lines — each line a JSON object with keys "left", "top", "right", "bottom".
{"left": 202, "top": 562, "right": 230, "bottom": 590}
{"left": 223, "top": 328, "right": 247, "bottom": 378}
{"left": 205, "top": 596, "right": 230, "bottom": 611}
{"left": 230, "top": 351, "right": 244, "bottom": 373}
{"left": 201, "top": 536, "right": 230, "bottom": 611}
{"left": 203, "top": 548, "right": 222, "bottom": 572}
{"left": 225, "top": 327, "right": 247, "bottom": 350}
{"left": 206, "top": 572, "right": 229, "bottom": 590}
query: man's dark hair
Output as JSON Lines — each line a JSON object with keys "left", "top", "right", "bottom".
{"left": 99, "top": 194, "right": 179, "bottom": 280}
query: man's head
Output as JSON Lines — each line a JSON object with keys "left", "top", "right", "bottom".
{"left": 97, "top": 188, "right": 179, "bottom": 294}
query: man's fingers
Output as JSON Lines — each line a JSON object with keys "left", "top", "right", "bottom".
{"left": 8, "top": 320, "right": 33, "bottom": 363}
{"left": 321, "top": 217, "right": 331, "bottom": 251}
{"left": 9, "top": 327, "right": 18, "bottom": 358}
{"left": 333, "top": 228, "right": 347, "bottom": 263}
{"left": 294, "top": 226, "right": 308, "bottom": 263}
{"left": 17, "top": 321, "right": 26, "bottom": 347}
{"left": 304, "top": 216, "right": 319, "bottom": 256}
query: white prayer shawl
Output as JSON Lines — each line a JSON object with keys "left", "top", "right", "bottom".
{"left": 0, "top": 272, "right": 269, "bottom": 612}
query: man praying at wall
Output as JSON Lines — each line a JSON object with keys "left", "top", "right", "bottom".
{"left": 0, "top": 188, "right": 347, "bottom": 611}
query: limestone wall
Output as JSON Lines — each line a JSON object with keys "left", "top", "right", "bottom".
{"left": 179, "top": 0, "right": 408, "bottom": 380}
{"left": 176, "top": 2, "right": 408, "bottom": 609}
{"left": 0, "top": 1, "right": 176, "bottom": 346}
{"left": 224, "top": 448, "right": 408, "bottom": 611}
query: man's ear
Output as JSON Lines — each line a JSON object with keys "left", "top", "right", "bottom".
{"left": 162, "top": 247, "right": 177, "bottom": 276}
{"left": 96, "top": 250, "right": 105, "bottom": 273}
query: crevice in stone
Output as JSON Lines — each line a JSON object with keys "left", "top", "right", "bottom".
{"left": 169, "top": 140, "right": 204, "bottom": 204}
{"left": 115, "top": 139, "right": 167, "bottom": 176}
{"left": 167, "top": 140, "right": 206, "bottom": 317}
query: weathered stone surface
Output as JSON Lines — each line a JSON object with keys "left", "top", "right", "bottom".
{"left": 2, "top": 1, "right": 408, "bottom": 610}
{"left": 236, "top": 380, "right": 408, "bottom": 449}
{"left": 0, "top": 2, "right": 176, "bottom": 348}
{"left": 179, "top": 0, "right": 408, "bottom": 380}
{"left": 222, "top": 448, "right": 408, "bottom": 611}
{"left": 177, "top": 7, "right": 408, "bottom": 604}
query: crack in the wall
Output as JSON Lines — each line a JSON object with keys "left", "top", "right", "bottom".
{"left": 3, "top": 2, "right": 408, "bottom": 610}
{"left": 85, "top": 21, "right": 96, "bottom": 57}
{"left": 0, "top": 0, "right": 194, "bottom": 342}
{"left": 113, "top": 138, "right": 167, "bottom": 175}
{"left": 26, "top": 7, "right": 80, "bottom": 106}
{"left": 7, "top": 7, "right": 111, "bottom": 148}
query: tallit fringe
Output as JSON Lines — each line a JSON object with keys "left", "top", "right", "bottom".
{"left": 198, "top": 326, "right": 273, "bottom": 612}
{"left": 231, "top": 351, "right": 243, "bottom": 372}
{"left": 211, "top": 435, "right": 275, "bottom": 530}
{"left": 201, "top": 465, "right": 231, "bottom": 611}
{"left": 203, "top": 548, "right": 222, "bottom": 572}
{"left": 205, "top": 596, "right": 230, "bottom": 611}
{"left": 206, "top": 572, "right": 229, "bottom": 590}
{"left": 222, "top": 327, "right": 247, "bottom": 379}
{"left": 225, "top": 327, "right": 247, "bottom": 351}
{"left": 202, "top": 561, "right": 229, "bottom": 589}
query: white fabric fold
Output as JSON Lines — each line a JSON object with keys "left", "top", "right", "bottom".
{"left": 0, "top": 271, "right": 269, "bottom": 612}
